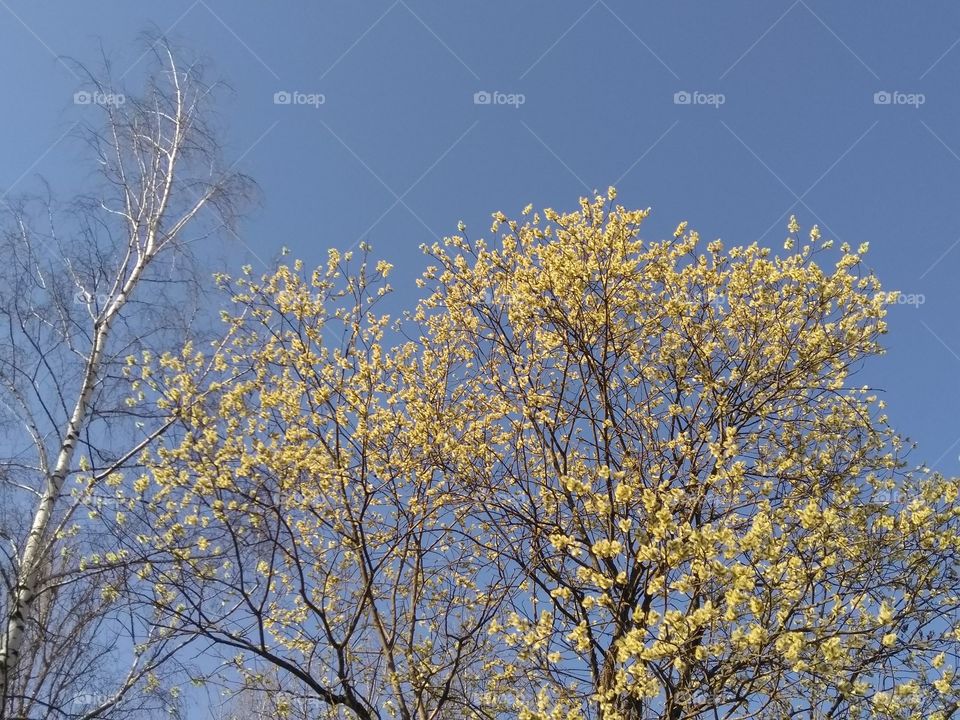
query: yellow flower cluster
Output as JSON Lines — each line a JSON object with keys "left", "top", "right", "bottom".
{"left": 132, "top": 191, "right": 960, "bottom": 720}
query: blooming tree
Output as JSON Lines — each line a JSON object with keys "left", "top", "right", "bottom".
{"left": 140, "top": 190, "right": 960, "bottom": 720}
{"left": 418, "top": 191, "right": 960, "bottom": 719}
{"left": 130, "top": 250, "right": 510, "bottom": 720}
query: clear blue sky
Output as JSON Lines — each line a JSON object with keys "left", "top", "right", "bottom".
{"left": 3, "top": 5, "right": 959, "bottom": 498}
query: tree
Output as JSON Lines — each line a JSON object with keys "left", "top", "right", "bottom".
{"left": 417, "top": 192, "right": 960, "bottom": 719}
{"left": 140, "top": 190, "right": 960, "bottom": 719}
{"left": 129, "top": 250, "right": 511, "bottom": 720}
{"left": 0, "top": 37, "right": 251, "bottom": 719}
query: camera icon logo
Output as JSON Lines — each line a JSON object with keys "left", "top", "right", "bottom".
{"left": 274, "top": 91, "right": 292, "bottom": 105}
{"left": 73, "top": 90, "right": 124, "bottom": 106}
{"left": 673, "top": 90, "right": 692, "bottom": 105}
{"left": 873, "top": 90, "right": 924, "bottom": 108}
{"left": 473, "top": 91, "right": 492, "bottom": 105}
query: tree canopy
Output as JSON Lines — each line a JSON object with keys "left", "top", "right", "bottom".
{"left": 127, "top": 190, "right": 960, "bottom": 720}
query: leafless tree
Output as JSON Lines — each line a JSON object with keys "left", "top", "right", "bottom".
{"left": 0, "top": 35, "right": 253, "bottom": 719}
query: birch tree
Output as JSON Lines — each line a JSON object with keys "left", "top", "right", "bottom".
{"left": 0, "top": 37, "right": 251, "bottom": 719}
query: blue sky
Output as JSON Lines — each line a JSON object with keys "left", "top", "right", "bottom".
{"left": 3, "top": 3, "right": 960, "bottom": 488}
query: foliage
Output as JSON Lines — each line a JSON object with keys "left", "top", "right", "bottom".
{"left": 136, "top": 190, "right": 960, "bottom": 720}
{"left": 131, "top": 250, "right": 508, "bottom": 720}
